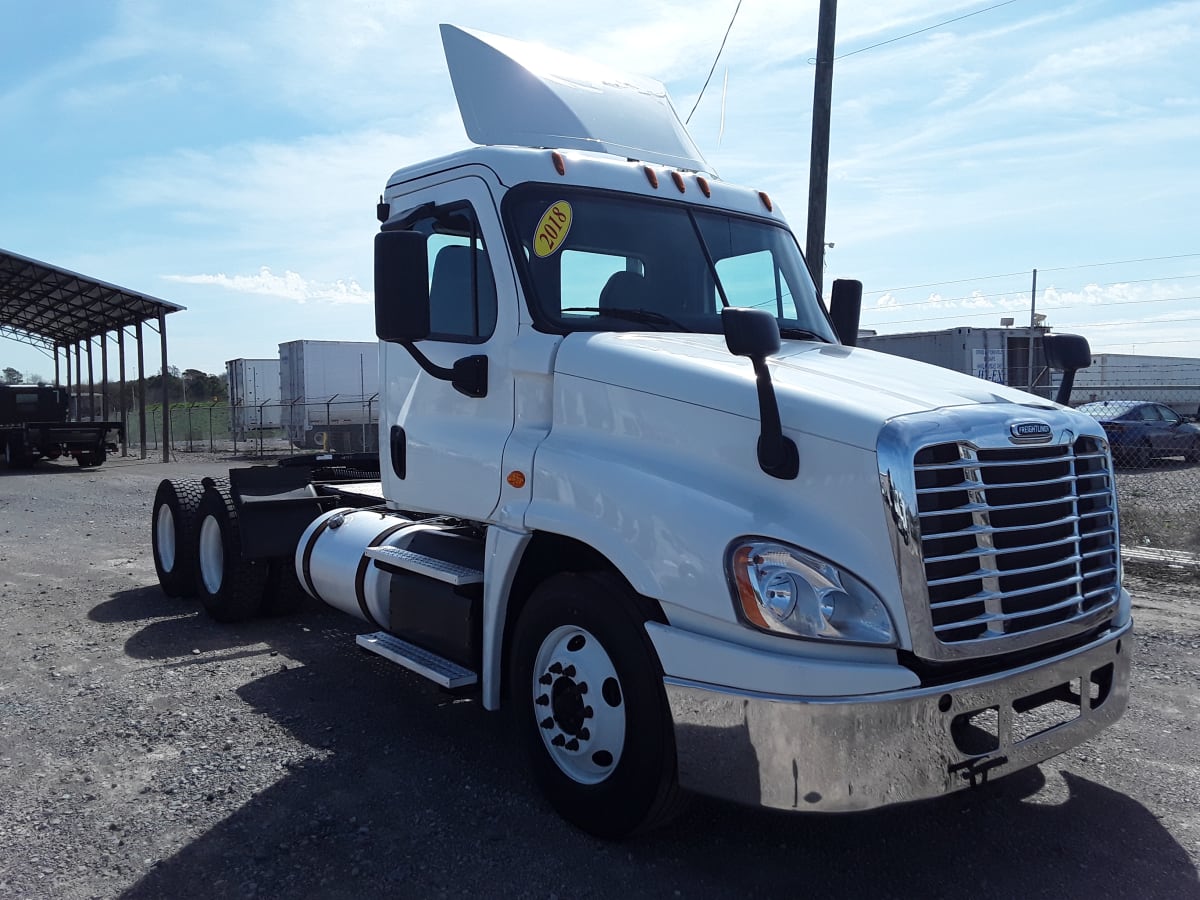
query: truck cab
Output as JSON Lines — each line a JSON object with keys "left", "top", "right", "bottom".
{"left": 152, "top": 25, "right": 1131, "bottom": 838}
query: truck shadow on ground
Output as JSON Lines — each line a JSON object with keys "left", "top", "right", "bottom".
{"left": 101, "top": 589, "right": 1199, "bottom": 900}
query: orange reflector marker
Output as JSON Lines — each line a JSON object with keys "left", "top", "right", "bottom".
{"left": 643, "top": 166, "right": 659, "bottom": 189}
{"left": 696, "top": 175, "right": 712, "bottom": 198}
{"left": 758, "top": 191, "right": 773, "bottom": 212}
{"left": 552, "top": 151, "right": 566, "bottom": 176}
{"left": 670, "top": 171, "right": 686, "bottom": 193}
{"left": 731, "top": 546, "right": 769, "bottom": 628}
{"left": 507, "top": 471, "right": 527, "bottom": 488}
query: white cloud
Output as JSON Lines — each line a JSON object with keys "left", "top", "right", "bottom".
{"left": 165, "top": 267, "right": 370, "bottom": 305}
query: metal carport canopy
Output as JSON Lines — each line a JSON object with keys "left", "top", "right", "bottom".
{"left": 0, "top": 247, "right": 186, "bottom": 462}
{"left": 0, "top": 248, "right": 183, "bottom": 347}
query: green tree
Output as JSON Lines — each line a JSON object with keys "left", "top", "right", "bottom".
{"left": 3, "top": 366, "right": 22, "bottom": 384}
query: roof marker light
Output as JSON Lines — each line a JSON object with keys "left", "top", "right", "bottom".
{"left": 552, "top": 151, "right": 566, "bottom": 176}
{"left": 758, "top": 191, "right": 773, "bottom": 212}
{"left": 643, "top": 166, "right": 659, "bottom": 189}
{"left": 670, "top": 171, "right": 686, "bottom": 193}
{"left": 696, "top": 176, "right": 712, "bottom": 198}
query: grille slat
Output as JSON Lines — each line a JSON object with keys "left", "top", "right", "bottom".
{"left": 931, "top": 589, "right": 1100, "bottom": 633}
{"left": 914, "top": 435, "right": 1119, "bottom": 648}
{"left": 924, "top": 533, "right": 1081, "bottom": 564}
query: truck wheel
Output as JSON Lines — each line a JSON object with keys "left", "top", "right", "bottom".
{"left": 152, "top": 477, "right": 205, "bottom": 597}
{"left": 509, "top": 572, "right": 681, "bottom": 838}
{"left": 196, "top": 482, "right": 268, "bottom": 623}
{"left": 4, "top": 438, "right": 32, "bottom": 469}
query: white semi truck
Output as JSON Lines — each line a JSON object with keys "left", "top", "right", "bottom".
{"left": 149, "top": 25, "right": 1131, "bottom": 837}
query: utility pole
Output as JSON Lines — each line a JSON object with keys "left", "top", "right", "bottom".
{"left": 805, "top": 0, "right": 838, "bottom": 293}
{"left": 1028, "top": 268, "right": 1038, "bottom": 392}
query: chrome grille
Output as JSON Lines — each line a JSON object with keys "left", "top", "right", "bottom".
{"left": 913, "top": 436, "right": 1119, "bottom": 648}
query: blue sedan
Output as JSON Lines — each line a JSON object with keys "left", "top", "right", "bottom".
{"left": 1077, "top": 400, "right": 1200, "bottom": 467}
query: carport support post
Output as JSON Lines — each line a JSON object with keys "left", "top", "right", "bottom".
{"left": 117, "top": 328, "right": 128, "bottom": 457}
{"left": 74, "top": 341, "right": 82, "bottom": 412}
{"left": 100, "top": 332, "right": 110, "bottom": 420}
{"left": 159, "top": 310, "right": 169, "bottom": 463}
{"left": 54, "top": 345, "right": 60, "bottom": 387}
{"left": 86, "top": 337, "right": 95, "bottom": 416}
{"left": 136, "top": 320, "right": 147, "bottom": 460}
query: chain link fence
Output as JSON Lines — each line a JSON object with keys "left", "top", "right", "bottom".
{"left": 1070, "top": 385, "right": 1200, "bottom": 562}
{"left": 120, "top": 398, "right": 380, "bottom": 458}
{"left": 108, "top": 390, "right": 1197, "bottom": 565}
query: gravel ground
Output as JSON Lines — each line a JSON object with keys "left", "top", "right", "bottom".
{"left": 1, "top": 452, "right": 1198, "bottom": 899}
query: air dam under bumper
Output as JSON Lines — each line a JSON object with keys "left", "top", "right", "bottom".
{"left": 664, "top": 623, "right": 1131, "bottom": 812}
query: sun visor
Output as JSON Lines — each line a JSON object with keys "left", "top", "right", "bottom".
{"left": 440, "top": 24, "right": 713, "bottom": 174}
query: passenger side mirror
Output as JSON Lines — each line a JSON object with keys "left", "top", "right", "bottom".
{"left": 722, "top": 308, "right": 798, "bottom": 480}
{"left": 374, "top": 230, "right": 431, "bottom": 343}
{"left": 829, "top": 279, "right": 863, "bottom": 347}
{"left": 1042, "top": 333, "right": 1092, "bottom": 406}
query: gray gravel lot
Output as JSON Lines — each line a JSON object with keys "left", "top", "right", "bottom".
{"left": 1, "top": 452, "right": 1198, "bottom": 899}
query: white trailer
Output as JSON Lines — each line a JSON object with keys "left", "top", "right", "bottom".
{"left": 149, "top": 25, "right": 1131, "bottom": 838}
{"left": 1069, "top": 352, "right": 1200, "bottom": 414}
{"left": 225, "top": 357, "right": 282, "bottom": 439}
{"left": 277, "top": 340, "right": 379, "bottom": 451}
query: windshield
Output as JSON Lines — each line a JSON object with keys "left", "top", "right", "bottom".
{"left": 503, "top": 185, "right": 836, "bottom": 341}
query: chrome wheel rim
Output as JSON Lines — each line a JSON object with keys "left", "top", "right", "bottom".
{"left": 155, "top": 505, "right": 176, "bottom": 572}
{"left": 532, "top": 624, "right": 625, "bottom": 785}
{"left": 199, "top": 515, "right": 224, "bottom": 594}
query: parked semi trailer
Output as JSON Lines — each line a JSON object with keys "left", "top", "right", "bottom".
{"left": 226, "top": 357, "right": 283, "bottom": 440}
{"left": 2, "top": 383, "right": 121, "bottom": 468}
{"left": 278, "top": 340, "right": 379, "bottom": 452}
{"left": 149, "top": 25, "right": 1131, "bottom": 837}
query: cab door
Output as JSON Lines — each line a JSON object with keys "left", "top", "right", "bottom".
{"left": 379, "top": 175, "right": 516, "bottom": 520}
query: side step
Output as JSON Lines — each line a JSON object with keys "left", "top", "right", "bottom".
{"left": 364, "top": 545, "right": 483, "bottom": 586}
{"left": 356, "top": 631, "right": 478, "bottom": 689}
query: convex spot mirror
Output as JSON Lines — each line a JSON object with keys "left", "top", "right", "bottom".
{"left": 722, "top": 307, "right": 781, "bottom": 358}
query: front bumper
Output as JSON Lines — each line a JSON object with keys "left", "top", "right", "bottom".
{"left": 665, "top": 622, "right": 1131, "bottom": 812}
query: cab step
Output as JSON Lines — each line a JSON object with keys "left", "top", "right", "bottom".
{"left": 364, "top": 545, "right": 483, "bottom": 586}
{"left": 356, "top": 631, "right": 478, "bottom": 689}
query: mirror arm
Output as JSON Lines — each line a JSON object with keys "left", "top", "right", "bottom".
{"left": 400, "top": 342, "right": 488, "bottom": 398}
{"left": 750, "top": 356, "right": 799, "bottom": 480}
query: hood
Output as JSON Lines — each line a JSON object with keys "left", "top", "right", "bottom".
{"left": 554, "top": 332, "right": 1059, "bottom": 450}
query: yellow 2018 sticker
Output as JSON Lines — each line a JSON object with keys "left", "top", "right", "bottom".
{"left": 533, "top": 201, "right": 572, "bottom": 258}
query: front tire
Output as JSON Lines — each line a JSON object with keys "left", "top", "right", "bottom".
{"left": 509, "top": 572, "right": 681, "bottom": 838}
{"left": 196, "top": 482, "right": 269, "bottom": 623}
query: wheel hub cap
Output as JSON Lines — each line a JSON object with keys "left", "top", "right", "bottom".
{"left": 532, "top": 625, "right": 625, "bottom": 785}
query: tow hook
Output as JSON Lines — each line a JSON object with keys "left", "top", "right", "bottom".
{"left": 949, "top": 754, "right": 1009, "bottom": 788}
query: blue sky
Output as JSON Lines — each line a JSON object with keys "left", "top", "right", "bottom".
{"left": 2, "top": 0, "right": 1198, "bottom": 382}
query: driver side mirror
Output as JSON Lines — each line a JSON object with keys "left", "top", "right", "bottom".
{"left": 374, "top": 230, "right": 430, "bottom": 343}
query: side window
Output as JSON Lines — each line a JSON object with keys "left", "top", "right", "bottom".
{"left": 714, "top": 250, "right": 796, "bottom": 318}
{"left": 418, "top": 205, "right": 497, "bottom": 342}
{"left": 1158, "top": 405, "right": 1181, "bottom": 424}
{"left": 1137, "top": 405, "right": 1163, "bottom": 422}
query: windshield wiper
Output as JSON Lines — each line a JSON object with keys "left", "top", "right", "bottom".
{"left": 562, "top": 307, "right": 693, "bottom": 332}
{"left": 778, "top": 326, "right": 831, "bottom": 343}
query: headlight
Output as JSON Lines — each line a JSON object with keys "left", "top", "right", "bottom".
{"left": 727, "top": 539, "right": 896, "bottom": 645}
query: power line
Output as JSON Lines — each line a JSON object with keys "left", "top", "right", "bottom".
{"left": 685, "top": 0, "right": 744, "bottom": 125}
{"left": 835, "top": 0, "right": 1021, "bottom": 61}
{"left": 865, "top": 285, "right": 1200, "bottom": 316}
{"left": 864, "top": 252, "right": 1200, "bottom": 296}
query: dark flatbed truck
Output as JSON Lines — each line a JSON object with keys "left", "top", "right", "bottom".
{"left": 0, "top": 383, "right": 122, "bottom": 468}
